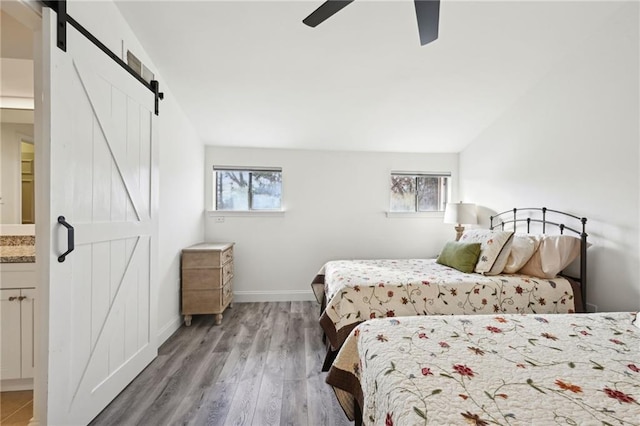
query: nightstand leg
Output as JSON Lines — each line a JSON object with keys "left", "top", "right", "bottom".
{"left": 214, "top": 313, "right": 223, "bottom": 325}
{"left": 184, "top": 315, "right": 192, "bottom": 326}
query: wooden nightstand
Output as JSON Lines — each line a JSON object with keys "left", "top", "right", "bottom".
{"left": 181, "top": 242, "right": 234, "bottom": 326}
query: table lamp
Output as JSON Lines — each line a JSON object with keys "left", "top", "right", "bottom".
{"left": 443, "top": 202, "right": 477, "bottom": 241}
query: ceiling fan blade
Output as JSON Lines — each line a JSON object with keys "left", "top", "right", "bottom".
{"left": 414, "top": 0, "right": 440, "bottom": 45}
{"left": 303, "top": 0, "right": 355, "bottom": 27}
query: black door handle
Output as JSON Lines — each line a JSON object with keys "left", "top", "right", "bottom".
{"left": 58, "top": 216, "right": 75, "bottom": 262}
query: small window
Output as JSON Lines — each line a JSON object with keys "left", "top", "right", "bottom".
{"left": 214, "top": 167, "right": 282, "bottom": 211}
{"left": 390, "top": 172, "right": 450, "bottom": 212}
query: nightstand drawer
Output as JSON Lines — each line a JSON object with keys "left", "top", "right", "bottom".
{"left": 223, "top": 261, "right": 233, "bottom": 284}
{"left": 221, "top": 247, "right": 233, "bottom": 265}
{"left": 182, "top": 251, "right": 222, "bottom": 269}
{"left": 181, "top": 281, "right": 232, "bottom": 315}
{"left": 181, "top": 269, "right": 224, "bottom": 290}
{"left": 182, "top": 289, "right": 222, "bottom": 314}
{"left": 222, "top": 280, "right": 233, "bottom": 306}
{"left": 181, "top": 243, "right": 233, "bottom": 269}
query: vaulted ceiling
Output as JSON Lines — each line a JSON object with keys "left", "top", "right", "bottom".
{"left": 116, "top": 0, "right": 627, "bottom": 153}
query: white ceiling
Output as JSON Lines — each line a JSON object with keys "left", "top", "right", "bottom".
{"left": 116, "top": 0, "right": 625, "bottom": 153}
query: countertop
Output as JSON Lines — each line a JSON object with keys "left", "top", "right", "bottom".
{"left": 0, "top": 235, "right": 35, "bottom": 263}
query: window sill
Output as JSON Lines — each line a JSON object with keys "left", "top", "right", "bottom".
{"left": 207, "top": 210, "right": 286, "bottom": 218}
{"left": 385, "top": 211, "right": 445, "bottom": 219}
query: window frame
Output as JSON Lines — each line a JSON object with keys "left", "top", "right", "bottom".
{"left": 389, "top": 171, "right": 451, "bottom": 213}
{"left": 213, "top": 166, "right": 283, "bottom": 212}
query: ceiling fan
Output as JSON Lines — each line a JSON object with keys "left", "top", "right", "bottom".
{"left": 302, "top": 0, "right": 441, "bottom": 46}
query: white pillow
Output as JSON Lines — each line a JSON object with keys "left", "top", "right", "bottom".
{"left": 518, "top": 235, "right": 582, "bottom": 279}
{"left": 460, "top": 229, "right": 514, "bottom": 274}
{"left": 485, "top": 234, "right": 514, "bottom": 275}
{"left": 503, "top": 235, "right": 542, "bottom": 274}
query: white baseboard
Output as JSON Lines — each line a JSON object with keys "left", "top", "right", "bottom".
{"left": 157, "top": 316, "right": 182, "bottom": 346}
{"left": 232, "top": 290, "right": 316, "bottom": 303}
{"left": 1, "top": 378, "right": 33, "bottom": 391}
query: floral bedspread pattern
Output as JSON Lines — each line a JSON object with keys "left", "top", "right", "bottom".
{"left": 317, "top": 259, "right": 577, "bottom": 349}
{"left": 327, "top": 312, "right": 640, "bottom": 425}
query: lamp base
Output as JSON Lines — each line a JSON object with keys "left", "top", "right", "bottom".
{"left": 454, "top": 225, "right": 465, "bottom": 241}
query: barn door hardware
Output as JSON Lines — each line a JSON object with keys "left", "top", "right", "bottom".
{"left": 57, "top": 216, "right": 74, "bottom": 263}
{"left": 41, "top": 0, "right": 165, "bottom": 115}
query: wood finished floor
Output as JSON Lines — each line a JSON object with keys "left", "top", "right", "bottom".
{"left": 90, "top": 301, "right": 351, "bottom": 426}
{"left": 0, "top": 390, "right": 33, "bottom": 426}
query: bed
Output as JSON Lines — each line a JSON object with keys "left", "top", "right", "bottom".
{"left": 312, "top": 208, "right": 589, "bottom": 368}
{"left": 327, "top": 312, "right": 640, "bottom": 425}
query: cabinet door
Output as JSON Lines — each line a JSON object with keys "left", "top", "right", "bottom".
{"left": 0, "top": 289, "right": 22, "bottom": 380}
{"left": 20, "top": 289, "right": 35, "bottom": 378}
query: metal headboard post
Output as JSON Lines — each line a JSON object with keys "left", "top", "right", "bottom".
{"left": 580, "top": 217, "right": 588, "bottom": 312}
{"left": 488, "top": 207, "right": 588, "bottom": 313}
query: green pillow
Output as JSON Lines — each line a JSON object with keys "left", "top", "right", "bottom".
{"left": 436, "top": 241, "right": 482, "bottom": 273}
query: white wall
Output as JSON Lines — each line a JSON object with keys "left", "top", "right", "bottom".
{"left": 68, "top": 1, "right": 205, "bottom": 342}
{"left": 205, "top": 147, "right": 458, "bottom": 301}
{"left": 459, "top": 2, "right": 639, "bottom": 312}
{"left": 0, "top": 122, "right": 33, "bottom": 224}
{"left": 155, "top": 95, "right": 204, "bottom": 341}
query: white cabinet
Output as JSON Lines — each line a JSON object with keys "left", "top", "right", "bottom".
{"left": 0, "top": 288, "right": 34, "bottom": 387}
{"left": 20, "top": 288, "right": 34, "bottom": 378}
{"left": 1, "top": 289, "right": 21, "bottom": 379}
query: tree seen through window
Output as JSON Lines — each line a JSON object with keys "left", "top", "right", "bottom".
{"left": 215, "top": 168, "right": 282, "bottom": 211}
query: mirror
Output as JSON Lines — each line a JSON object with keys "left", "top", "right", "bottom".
{"left": 2, "top": 9, "right": 35, "bottom": 227}
{"left": 1, "top": 108, "right": 35, "bottom": 224}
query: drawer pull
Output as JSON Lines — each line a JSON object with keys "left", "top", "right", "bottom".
{"left": 8, "top": 296, "right": 18, "bottom": 301}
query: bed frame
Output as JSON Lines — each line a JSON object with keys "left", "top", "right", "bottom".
{"left": 489, "top": 207, "right": 588, "bottom": 312}
{"left": 343, "top": 207, "right": 589, "bottom": 425}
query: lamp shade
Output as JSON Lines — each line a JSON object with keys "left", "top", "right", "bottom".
{"left": 443, "top": 203, "right": 477, "bottom": 225}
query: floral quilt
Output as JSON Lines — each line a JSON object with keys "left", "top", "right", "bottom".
{"left": 313, "top": 259, "right": 579, "bottom": 350}
{"left": 326, "top": 312, "right": 640, "bottom": 425}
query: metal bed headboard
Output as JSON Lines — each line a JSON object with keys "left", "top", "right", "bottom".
{"left": 489, "top": 207, "right": 588, "bottom": 312}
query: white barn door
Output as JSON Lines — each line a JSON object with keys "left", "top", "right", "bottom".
{"left": 42, "top": 9, "right": 158, "bottom": 425}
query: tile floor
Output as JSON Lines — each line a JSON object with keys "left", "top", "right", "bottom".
{"left": 0, "top": 391, "right": 32, "bottom": 426}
